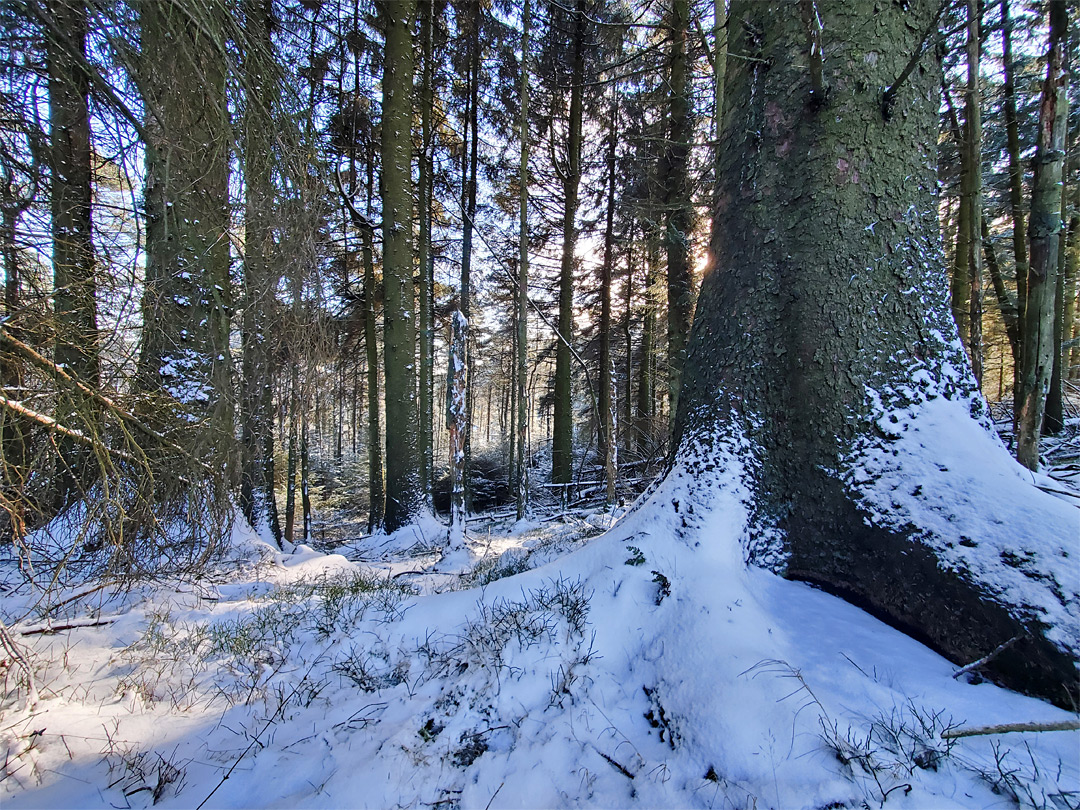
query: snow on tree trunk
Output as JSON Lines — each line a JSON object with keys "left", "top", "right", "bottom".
{"left": 673, "top": 0, "right": 1078, "bottom": 706}
{"left": 447, "top": 309, "right": 468, "bottom": 552}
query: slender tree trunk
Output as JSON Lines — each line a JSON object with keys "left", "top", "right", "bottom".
{"left": 379, "top": 0, "right": 421, "bottom": 532}
{"left": 363, "top": 157, "right": 383, "bottom": 531}
{"left": 636, "top": 237, "right": 658, "bottom": 457}
{"left": 301, "top": 414, "right": 311, "bottom": 540}
{"left": 1017, "top": 1, "right": 1068, "bottom": 470}
{"left": 417, "top": 0, "right": 435, "bottom": 503}
{"left": 983, "top": 217, "right": 1020, "bottom": 361}
{"left": 552, "top": 0, "right": 586, "bottom": 486}
{"left": 1001, "top": 0, "right": 1027, "bottom": 411}
{"left": 663, "top": 0, "right": 693, "bottom": 425}
{"left": 516, "top": 0, "right": 531, "bottom": 519}
{"left": 48, "top": 0, "right": 99, "bottom": 506}
{"left": 964, "top": 0, "right": 983, "bottom": 385}
{"left": 599, "top": 91, "right": 618, "bottom": 505}
{"left": 447, "top": 310, "right": 467, "bottom": 549}
{"left": 1065, "top": 167, "right": 1080, "bottom": 380}
{"left": 459, "top": 6, "right": 480, "bottom": 508}
{"left": 240, "top": 0, "right": 282, "bottom": 543}
{"left": 1045, "top": 55, "right": 1073, "bottom": 433}
{"left": 284, "top": 368, "right": 298, "bottom": 544}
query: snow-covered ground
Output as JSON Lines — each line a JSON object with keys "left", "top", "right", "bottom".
{"left": 2, "top": 456, "right": 1078, "bottom": 809}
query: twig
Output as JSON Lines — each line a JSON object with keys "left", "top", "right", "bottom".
{"left": 596, "top": 749, "right": 634, "bottom": 779}
{"left": 952, "top": 633, "right": 1025, "bottom": 679}
{"left": 484, "top": 781, "right": 505, "bottom": 810}
{"left": 942, "top": 719, "right": 1080, "bottom": 739}
{"left": 0, "top": 619, "right": 38, "bottom": 708}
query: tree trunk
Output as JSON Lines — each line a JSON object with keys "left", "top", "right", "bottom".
{"left": 447, "top": 309, "right": 467, "bottom": 549}
{"left": 459, "top": 6, "right": 480, "bottom": 507}
{"left": 1045, "top": 64, "right": 1073, "bottom": 434}
{"left": 1016, "top": 1, "right": 1068, "bottom": 471}
{"left": 663, "top": 0, "right": 693, "bottom": 424}
{"left": 379, "top": 0, "right": 421, "bottom": 532}
{"left": 417, "top": 0, "right": 436, "bottom": 503}
{"left": 516, "top": 0, "right": 530, "bottom": 520}
{"left": 48, "top": 0, "right": 99, "bottom": 506}
{"left": 676, "top": 0, "right": 1077, "bottom": 707}
{"left": 1001, "top": 0, "right": 1027, "bottom": 412}
{"left": 239, "top": 0, "right": 282, "bottom": 544}
{"left": 963, "top": 0, "right": 982, "bottom": 385}
{"left": 363, "top": 156, "right": 384, "bottom": 532}
{"left": 599, "top": 91, "right": 618, "bottom": 505}
{"left": 636, "top": 236, "right": 658, "bottom": 458}
{"left": 138, "top": 0, "right": 232, "bottom": 460}
{"left": 551, "top": 0, "right": 586, "bottom": 486}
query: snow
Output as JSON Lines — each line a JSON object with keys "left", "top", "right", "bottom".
{"left": 851, "top": 394, "right": 1080, "bottom": 658}
{"left": 2, "top": 456, "right": 1077, "bottom": 808}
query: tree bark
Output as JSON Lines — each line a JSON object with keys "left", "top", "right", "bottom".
{"left": 552, "top": 0, "right": 586, "bottom": 486}
{"left": 48, "top": 0, "right": 99, "bottom": 505}
{"left": 675, "top": 0, "right": 1077, "bottom": 707}
{"left": 239, "top": 0, "right": 282, "bottom": 544}
{"left": 663, "top": 0, "right": 694, "bottom": 424}
{"left": 379, "top": 0, "right": 421, "bottom": 532}
{"left": 516, "top": 0, "right": 531, "bottom": 520}
{"left": 137, "top": 0, "right": 233, "bottom": 460}
{"left": 1016, "top": 1, "right": 1068, "bottom": 471}
{"left": 417, "top": 0, "right": 436, "bottom": 503}
{"left": 599, "top": 88, "right": 618, "bottom": 505}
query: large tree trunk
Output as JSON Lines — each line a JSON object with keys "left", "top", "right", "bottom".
{"left": 379, "top": 0, "right": 421, "bottom": 533}
{"left": 1016, "top": 1, "right": 1068, "bottom": 470}
{"left": 138, "top": 0, "right": 232, "bottom": 458}
{"left": 674, "top": 0, "right": 1077, "bottom": 706}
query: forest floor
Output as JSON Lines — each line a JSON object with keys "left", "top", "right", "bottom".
{"left": 1, "top": 412, "right": 1079, "bottom": 810}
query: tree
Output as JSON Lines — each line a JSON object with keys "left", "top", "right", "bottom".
{"left": 515, "top": 0, "right": 531, "bottom": 520}
{"left": 1016, "top": 0, "right": 1068, "bottom": 470}
{"left": 662, "top": 0, "right": 693, "bottom": 422}
{"left": 551, "top": 0, "right": 587, "bottom": 487}
{"left": 239, "top": 0, "right": 283, "bottom": 543}
{"left": 48, "top": 0, "right": 99, "bottom": 504}
{"left": 674, "top": 0, "right": 1077, "bottom": 705}
{"left": 378, "top": 0, "right": 421, "bottom": 533}
{"left": 137, "top": 0, "right": 233, "bottom": 458}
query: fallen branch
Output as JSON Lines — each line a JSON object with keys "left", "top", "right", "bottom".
{"left": 19, "top": 618, "right": 117, "bottom": 636}
{"left": 952, "top": 632, "right": 1024, "bottom": 679}
{"left": 942, "top": 719, "right": 1080, "bottom": 739}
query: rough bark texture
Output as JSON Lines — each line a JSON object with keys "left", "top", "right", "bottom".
{"left": 138, "top": 0, "right": 232, "bottom": 457}
{"left": 379, "top": 0, "right": 421, "bottom": 533}
{"left": 1016, "top": 1, "right": 1068, "bottom": 471}
{"left": 676, "top": 0, "right": 1076, "bottom": 706}
{"left": 551, "top": 0, "right": 586, "bottom": 486}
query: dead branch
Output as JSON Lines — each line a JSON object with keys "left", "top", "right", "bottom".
{"left": 942, "top": 719, "right": 1080, "bottom": 739}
